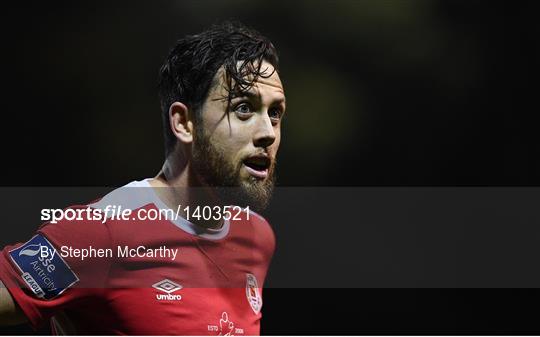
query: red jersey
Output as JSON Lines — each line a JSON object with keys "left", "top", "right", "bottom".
{"left": 0, "top": 179, "right": 275, "bottom": 335}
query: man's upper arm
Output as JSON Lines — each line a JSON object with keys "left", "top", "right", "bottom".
{"left": 0, "top": 280, "right": 27, "bottom": 326}
{"left": 0, "top": 206, "right": 114, "bottom": 328}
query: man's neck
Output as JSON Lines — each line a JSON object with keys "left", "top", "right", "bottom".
{"left": 148, "top": 159, "right": 224, "bottom": 230}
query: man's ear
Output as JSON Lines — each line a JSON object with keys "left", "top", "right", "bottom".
{"left": 169, "top": 102, "right": 194, "bottom": 144}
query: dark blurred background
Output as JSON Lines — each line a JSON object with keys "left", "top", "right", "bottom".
{"left": 1, "top": 0, "right": 539, "bottom": 334}
{"left": 1, "top": 0, "right": 538, "bottom": 187}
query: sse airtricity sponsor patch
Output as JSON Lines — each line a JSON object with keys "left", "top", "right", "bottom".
{"left": 9, "top": 234, "right": 79, "bottom": 300}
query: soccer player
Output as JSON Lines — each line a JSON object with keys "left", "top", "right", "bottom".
{"left": 0, "top": 21, "right": 285, "bottom": 335}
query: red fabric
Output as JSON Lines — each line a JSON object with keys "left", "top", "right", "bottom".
{"left": 0, "top": 189, "right": 275, "bottom": 335}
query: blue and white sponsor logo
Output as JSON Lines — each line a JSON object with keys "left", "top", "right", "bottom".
{"left": 18, "top": 244, "right": 42, "bottom": 257}
{"left": 9, "top": 234, "right": 79, "bottom": 300}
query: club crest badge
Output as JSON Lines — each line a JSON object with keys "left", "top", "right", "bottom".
{"left": 245, "top": 273, "right": 262, "bottom": 314}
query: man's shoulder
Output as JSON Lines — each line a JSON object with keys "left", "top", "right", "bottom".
{"left": 246, "top": 209, "right": 271, "bottom": 228}
{"left": 87, "top": 179, "right": 155, "bottom": 212}
{"left": 37, "top": 179, "right": 156, "bottom": 240}
{"left": 243, "top": 209, "right": 276, "bottom": 250}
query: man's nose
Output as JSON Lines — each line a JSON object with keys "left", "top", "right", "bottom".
{"left": 253, "top": 112, "right": 276, "bottom": 148}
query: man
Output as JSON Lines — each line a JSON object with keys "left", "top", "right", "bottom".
{"left": 0, "top": 21, "right": 285, "bottom": 335}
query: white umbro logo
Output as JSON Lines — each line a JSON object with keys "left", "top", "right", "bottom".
{"left": 152, "top": 279, "right": 182, "bottom": 301}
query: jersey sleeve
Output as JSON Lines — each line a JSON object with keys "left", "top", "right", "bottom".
{"left": 0, "top": 205, "right": 113, "bottom": 329}
{"left": 251, "top": 211, "right": 276, "bottom": 264}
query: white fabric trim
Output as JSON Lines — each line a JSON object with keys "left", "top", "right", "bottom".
{"left": 89, "top": 179, "right": 230, "bottom": 240}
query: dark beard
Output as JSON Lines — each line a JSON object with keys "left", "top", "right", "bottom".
{"left": 191, "top": 128, "right": 275, "bottom": 212}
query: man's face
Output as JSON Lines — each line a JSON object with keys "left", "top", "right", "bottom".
{"left": 191, "top": 61, "right": 286, "bottom": 211}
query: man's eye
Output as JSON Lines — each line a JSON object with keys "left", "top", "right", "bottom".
{"left": 269, "top": 107, "right": 283, "bottom": 120}
{"left": 234, "top": 103, "right": 252, "bottom": 115}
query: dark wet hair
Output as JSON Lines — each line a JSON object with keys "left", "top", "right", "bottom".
{"left": 158, "top": 21, "right": 280, "bottom": 156}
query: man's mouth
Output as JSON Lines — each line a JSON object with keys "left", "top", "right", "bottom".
{"left": 243, "top": 155, "right": 271, "bottom": 179}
